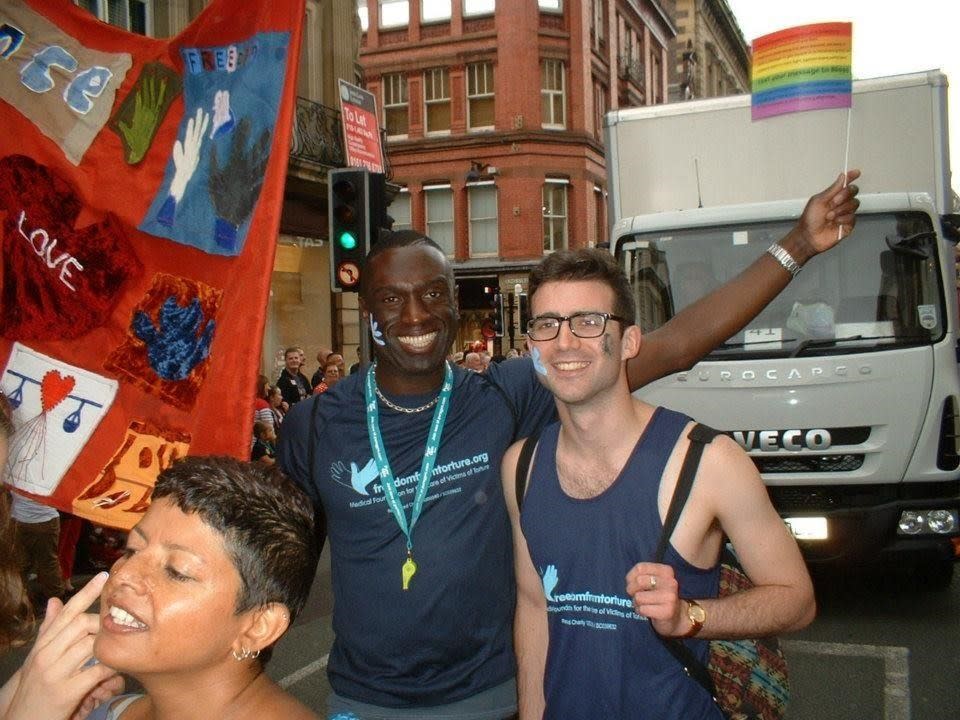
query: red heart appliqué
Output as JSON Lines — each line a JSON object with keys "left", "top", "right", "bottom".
{"left": 41, "top": 370, "right": 76, "bottom": 413}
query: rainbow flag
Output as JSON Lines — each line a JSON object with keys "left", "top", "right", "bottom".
{"left": 751, "top": 22, "right": 852, "bottom": 121}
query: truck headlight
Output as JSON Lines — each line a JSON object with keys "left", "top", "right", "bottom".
{"left": 897, "top": 509, "right": 958, "bottom": 535}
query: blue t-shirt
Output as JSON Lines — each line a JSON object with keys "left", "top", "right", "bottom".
{"left": 277, "top": 359, "right": 556, "bottom": 708}
{"left": 520, "top": 407, "right": 723, "bottom": 720}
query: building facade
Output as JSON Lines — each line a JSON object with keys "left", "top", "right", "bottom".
{"left": 359, "top": 0, "right": 676, "bottom": 354}
{"left": 667, "top": 0, "right": 749, "bottom": 101}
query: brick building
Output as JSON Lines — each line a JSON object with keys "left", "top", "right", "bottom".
{"left": 358, "top": 0, "right": 677, "bottom": 354}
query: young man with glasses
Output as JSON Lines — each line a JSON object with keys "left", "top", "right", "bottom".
{"left": 503, "top": 249, "right": 815, "bottom": 719}
{"left": 277, "top": 173, "right": 858, "bottom": 719}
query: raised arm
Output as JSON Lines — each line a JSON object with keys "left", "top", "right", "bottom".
{"left": 627, "top": 170, "right": 861, "bottom": 391}
{"left": 502, "top": 440, "right": 548, "bottom": 720}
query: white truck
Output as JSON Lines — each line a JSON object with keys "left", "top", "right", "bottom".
{"left": 605, "top": 70, "right": 960, "bottom": 587}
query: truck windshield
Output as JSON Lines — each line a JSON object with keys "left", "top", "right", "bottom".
{"left": 617, "top": 211, "right": 945, "bottom": 359}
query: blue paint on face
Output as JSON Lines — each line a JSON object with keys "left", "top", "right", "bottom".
{"left": 370, "top": 317, "right": 386, "bottom": 346}
{"left": 531, "top": 346, "right": 548, "bottom": 376}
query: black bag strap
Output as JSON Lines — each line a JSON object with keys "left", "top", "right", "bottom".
{"left": 653, "top": 423, "right": 725, "bottom": 709}
{"left": 654, "top": 423, "right": 722, "bottom": 562}
{"left": 514, "top": 429, "right": 542, "bottom": 511}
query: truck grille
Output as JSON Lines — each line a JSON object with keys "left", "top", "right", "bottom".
{"left": 753, "top": 454, "right": 863, "bottom": 474}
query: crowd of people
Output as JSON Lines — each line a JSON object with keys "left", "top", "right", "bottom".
{"left": 0, "top": 172, "right": 859, "bottom": 719}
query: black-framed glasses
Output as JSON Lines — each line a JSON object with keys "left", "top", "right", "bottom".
{"left": 525, "top": 312, "right": 627, "bottom": 341}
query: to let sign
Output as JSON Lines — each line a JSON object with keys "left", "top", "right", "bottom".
{"left": 338, "top": 79, "right": 384, "bottom": 173}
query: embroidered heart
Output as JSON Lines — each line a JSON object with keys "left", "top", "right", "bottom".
{"left": 41, "top": 370, "right": 76, "bottom": 412}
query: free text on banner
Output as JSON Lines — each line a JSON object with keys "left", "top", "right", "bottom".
{"left": 0, "top": 0, "right": 306, "bottom": 529}
{"left": 751, "top": 22, "right": 852, "bottom": 121}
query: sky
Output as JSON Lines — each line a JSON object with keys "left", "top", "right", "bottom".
{"left": 725, "top": 0, "right": 959, "bottom": 198}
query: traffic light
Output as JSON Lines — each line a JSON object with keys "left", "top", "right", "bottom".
{"left": 328, "top": 169, "right": 389, "bottom": 292}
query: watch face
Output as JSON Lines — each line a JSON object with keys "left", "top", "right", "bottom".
{"left": 688, "top": 601, "right": 706, "bottom": 624}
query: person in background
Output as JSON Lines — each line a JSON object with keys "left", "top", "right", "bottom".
{"left": 253, "top": 375, "right": 274, "bottom": 443}
{"left": 312, "top": 361, "right": 342, "bottom": 395}
{"left": 463, "top": 352, "right": 485, "bottom": 372}
{"left": 86, "top": 456, "right": 320, "bottom": 720}
{"left": 10, "top": 486, "right": 66, "bottom": 612}
{"left": 310, "top": 348, "right": 333, "bottom": 390}
{"left": 251, "top": 421, "right": 277, "bottom": 465}
{"left": 267, "top": 385, "right": 286, "bottom": 432}
{"left": 1, "top": 393, "right": 123, "bottom": 720}
{"left": 276, "top": 347, "right": 310, "bottom": 407}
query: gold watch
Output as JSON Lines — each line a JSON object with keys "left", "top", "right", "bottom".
{"left": 681, "top": 599, "right": 706, "bottom": 638}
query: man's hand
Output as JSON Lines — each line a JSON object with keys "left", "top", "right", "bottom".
{"left": 0, "top": 572, "right": 122, "bottom": 720}
{"left": 626, "top": 561, "right": 689, "bottom": 637}
{"left": 792, "top": 169, "right": 861, "bottom": 263}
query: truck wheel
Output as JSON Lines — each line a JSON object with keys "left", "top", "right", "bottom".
{"left": 913, "top": 560, "right": 955, "bottom": 591}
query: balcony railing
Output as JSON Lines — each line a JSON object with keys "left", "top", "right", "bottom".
{"left": 290, "top": 96, "right": 345, "bottom": 168}
{"left": 289, "top": 95, "right": 391, "bottom": 178}
{"left": 616, "top": 55, "right": 645, "bottom": 85}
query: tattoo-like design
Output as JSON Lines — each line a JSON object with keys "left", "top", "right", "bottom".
{"left": 370, "top": 317, "right": 386, "bottom": 346}
{"left": 531, "top": 347, "right": 548, "bottom": 375}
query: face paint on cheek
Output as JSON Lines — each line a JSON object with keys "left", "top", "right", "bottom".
{"left": 370, "top": 317, "right": 386, "bottom": 346}
{"left": 531, "top": 347, "right": 548, "bottom": 376}
{"left": 601, "top": 333, "right": 613, "bottom": 356}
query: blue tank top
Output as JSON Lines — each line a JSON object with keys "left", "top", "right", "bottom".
{"left": 520, "top": 407, "right": 723, "bottom": 720}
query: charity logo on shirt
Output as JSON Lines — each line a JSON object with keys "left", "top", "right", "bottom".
{"left": 330, "top": 452, "right": 491, "bottom": 508}
{"left": 540, "top": 564, "right": 648, "bottom": 632}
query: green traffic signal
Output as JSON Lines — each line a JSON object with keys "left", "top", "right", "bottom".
{"left": 338, "top": 231, "right": 358, "bottom": 250}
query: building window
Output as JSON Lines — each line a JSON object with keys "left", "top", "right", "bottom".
{"left": 538, "top": 0, "right": 562, "bottom": 13}
{"left": 383, "top": 73, "right": 408, "bottom": 138}
{"left": 357, "top": 0, "right": 369, "bottom": 32}
{"left": 425, "top": 185, "right": 454, "bottom": 255}
{"left": 467, "top": 62, "right": 495, "bottom": 131}
{"left": 594, "top": 185, "right": 606, "bottom": 247}
{"left": 422, "top": 0, "right": 451, "bottom": 23}
{"left": 593, "top": 80, "right": 607, "bottom": 140}
{"left": 542, "top": 181, "right": 568, "bottom": 253}
{"left": 379, "top": 0, "right": 409, "bottom": 28}
{"left": 463, "top": 0, "right": 495, "bottom": 16}
{"left": 591, "top": 0, "right": 604, "bottom": 44}
{"left": 541, "top": 59, "right": 566, "bottom": 129}
{"left": 424, "top": 68, "right": 451, "bottom": 134}
{"left": 468, "top": 184, "right": 498, "bottom": 256}
{"left": 391, "top": 191, "right": 412, "bottom": 231}
{"left": 75, "top": 0, "right": 150, "bottom": 34}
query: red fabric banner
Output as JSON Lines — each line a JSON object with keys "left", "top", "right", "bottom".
{"left": 0, "top": 0, "right": 305, "bottom": 529}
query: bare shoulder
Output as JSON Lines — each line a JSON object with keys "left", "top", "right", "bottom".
{"left": 243, "top": 684, "right": 320, "bottom": 720}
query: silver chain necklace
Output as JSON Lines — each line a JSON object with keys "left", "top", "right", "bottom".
{"left": 372, "top": 361, "right": 446, "bottom": 414}
{"left": 374, "top": 385, "right": 441, "bottom": 414}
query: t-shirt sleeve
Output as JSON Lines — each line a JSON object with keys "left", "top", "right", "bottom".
{"left": 276, "top": 397, "right": 323, "bottom": 512}
{"left": 485, "top": 357, "right": 557, "bottom": 440}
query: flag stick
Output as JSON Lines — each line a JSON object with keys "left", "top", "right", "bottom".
{"left": 839, "top": 107, "right": 852, "bottom": 240}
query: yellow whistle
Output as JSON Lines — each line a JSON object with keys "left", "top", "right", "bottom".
{"left": 402, "top": 556, "right": 417, "bottom": 591}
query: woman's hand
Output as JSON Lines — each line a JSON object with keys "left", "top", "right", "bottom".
{"left": 1, "top": 572, "right": 122, "bottom": 720}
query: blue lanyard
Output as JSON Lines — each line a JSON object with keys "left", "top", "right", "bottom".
{"left": 364, "top": 361, "right": 454, "bottom": 590}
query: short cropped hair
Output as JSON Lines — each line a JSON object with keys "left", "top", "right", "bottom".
{"left": 253, "top": 421, "right": 273, "bottom": 438}
{"left": 152, "top": 457, "right": 318, "bottom": 638}
{"left": 360, "top": 229, "right": 453, "bottom": 298}
{"left": 528, "top": 248, "right": 636, "bottom": 327}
